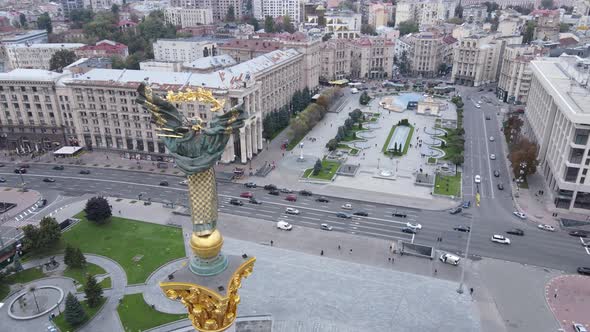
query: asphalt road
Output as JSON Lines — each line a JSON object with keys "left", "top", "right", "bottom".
{"left": 1, "top": 160, "right": 589, "bottom": 273}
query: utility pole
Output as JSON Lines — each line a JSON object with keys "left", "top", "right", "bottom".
{"left": 457, "top": 197, "right": 476, "bottom": 293}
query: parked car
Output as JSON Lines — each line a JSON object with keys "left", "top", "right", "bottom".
{"left": 577, "top": 267, "right": 590, "bottom": 276}
{"left": 280, "top": 188, "right": 293, "bottom": 193}
{"left": 353, "top": 210, "right": 368, "bottom": 216}
{"left": 506, "top": 228, "right": 524, "bottom": 236}
{"left": 244, "top": 182, "right": 257, "bottom": 188}
{"left": 268, "top": 190, "right": 279, "bottom": 196}
{"left": 406, "top": 222, "right": 422, "bottom": 230}
{"left": 320, "top": 223, "right": 333, "bottom": 231}
{"left": 14, "top": 168, "right": 27, "bottom": 174}
{"left": 493, "top": 170, "right": 500, "bottom": 177}
{"left": 159, "top": 181, "right": 169, "bottom": 186}
{"left": 229, "top": 198, "right": 243, "bottom": 206}
{"left": 240, "top": 192, "right": 254, "bottom": 198}
{"left": 574, "top": 323, "right": 588, "bottom": 332}
{"left": 490, "top": 154, "right": 496, "bottom": 160}
{"left": 392, "top": 210, "right": 407, "bottom": 218}
{"left": 440, "top": 253, "right": 461, "bottom": 266}
{"left": 53, "top": 165, "right": 64, "bottom": 170}
{"left": 474, "top": 175, "right": 481, "bottom": 183}
{"left": 569, "top": 230, "right": 589, "bottom": 238}
{"left": 513, "top": 211, "right": 527, "bottom": 219}
{"left": 449, "top": 207, "right": 462, "bottom": 214}
{"left": 316, "top": 196, "right": 329, "bottom": 203}
{"left": 285, "top": 207, "right": 300, "bottom": 215}
{"left": 491, "top": 235, "right": 511, "bottom": 244}
{"left": 285, "top": 194, "right": 297, "bottom": 202}
{"left": 43, "top": 177, "right": 56, "bottom": 183}
{"left": 453, "top": 225, "right": 471, "bottom": 232}
{"left": 462, "top": 201, "right": 471, "bottom": 208}
{"left": 276, "top": 221, "right": 292, "bottom": 231}
{"left": 489, "top": 136, "right": 495, "bottom": 141}
{"left": 336, "top": 212, "right": 352, "bottom": 219}
{"left": 485, "top": 115, "right": 491, "bottom": 120}
{"left": 402, "top": 227, "right": 416, "bottom": 234}
{"left": 497, "top": 183, "right": 504, "bottom": 190}
{"left": 79, "top": 169, "right": 91, "bottom": 175}
{"left": 249, "top": 197, "right": 262, "bottom": 204}
{"left": 264, "top": 184, "right": 277, "bottom": 191}
{"left": 538, "top": 224, "right": 556, "bottom": 232}
{"left": 0, "top": 177, "right": 6, "bottom": 183}
{"left": 300, "top": 190, "right": 313, "bottom": 196}
{"left": 341, "top": 203, "right": 353, "bottom": 210}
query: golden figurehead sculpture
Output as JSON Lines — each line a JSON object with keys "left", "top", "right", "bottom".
{"left": 136, "top": 83, "right": 255, "bottom": 332}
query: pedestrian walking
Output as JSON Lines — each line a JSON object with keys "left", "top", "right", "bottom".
{"left": 554, "top": 293, "right": 557, "bottom": 299}
{"left": 338, "top": 245, "right": 341, "bottom": 250}
{"left": 320, "top": 250, "right": 324, "bottom": 256}
{"left": 389, "top": 245, "right": 392, "bottom": 251}
{"left": 119, "top": 210, "right": 121, "bottom": 215}
{"left": 470, "top": 288, "right": 474, "bottom": 295}
{"left": 388, "top": 257, "right": 391, "bottom": 262}
{"left": 391, "top": 257, "right": 394, "bottom": 263}
{"left": 270, "top": 240, "right": 274, "bottom": 246}
{"left": 349, "top": 249, "right": 352, "bottom": 254}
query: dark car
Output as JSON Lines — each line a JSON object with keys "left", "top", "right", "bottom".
{"left": 300, "top": 190, "right": 313, "bottom": 196}
{"left": 159, "top": 181, "right": 169, "bottom": 186}
{"left": 249, "top": 197, "right": 262, "bottom": 204}
{"left": 453, "top": 226, "right": 471, "bottom": 232}
{"left": 268, "top": 189, "right": 279, "bottom": 196}
{"left": 43, "top": 177, "right": 56, "bottom": 183}
{"left": 79, "top": 169, "right": 91, "bottom": 174}
{"left": 53, "top": 165, "right": 64, "bottom": 170}
{"left": 353, "top": 211, "right": 369, "bottom": 216}
{"left": 497, "top": 183, "right": 504, "bottom": 190}
{"left": 569, "top": 230, "right": 590, "bottom": 238}
{"left": 485, "top": 116, "right": 491, "bottom": 120}
{"left": 336, "top": 212, "right": 352, "bottom": 219}
{"left": 462, "top": 201, "right": 471, "bottom": 208}
{"left": 264, "top": 184, "right": 277, "bottom": 191}
{"left": 493, "top": 170, "right": 500, "bottom": 177}
{"left": 316, "top": 196, "right": 329, "bottom": 203}
{"left": 244, "top": 182, "right": 257, "bottom": 188}
{"left": 507, "top": 228, "right": 524, "bottom": 236}
{"left": 285, "top": 194, "right": 297, "bottom": 202}
{"left": 14, "top": 168, "right": 27, "bottom": 174}
{"left": 479, "top": 88, "right": 484, "bottom": 92}
{"left": 578, "top": 267, "right": 590, "bottom": 276}
{"left": 392, "top": 210, "right": 407, "bottom": 218}
{"left": 402, "top": 227, "right": 416, "bottom": 234}
{"left": 229, "top": 198, "right": 243, "bottom": 206}
{"left": 39, "top": 199, "right": 47, "bottom": 207}
{"left": 0, "top": 163, "right": 5, "bottom": 167}
{"left": 449, "top": 207, "right": 462, "bottom": 214}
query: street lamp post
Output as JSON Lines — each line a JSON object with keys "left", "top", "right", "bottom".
{"left": 377, "top": 158, "right": 380, "bottom": 170}
{"left": 457, "top": 214, "right": 475, "bottom": 294}
{"left": 299, "top": 142, "right": 304, "bottom": 161}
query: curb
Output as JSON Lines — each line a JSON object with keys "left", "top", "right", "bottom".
{"left": 143, "top": 319, "right": 191, "bottom": 332}
{"left": 142, "top": 257, "right": 188, "bottom": 287}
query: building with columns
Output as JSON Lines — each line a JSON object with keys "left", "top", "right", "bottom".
{"left": 497, "top": 44, "right": 540, "bottom": 104}
{"left": 320, "top": 38, "right": 352, "bottom": 81}
{"left": 350, "top": 36, "right": 394, "bottom": 79}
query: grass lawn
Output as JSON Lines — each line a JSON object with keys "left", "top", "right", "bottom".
{"left": 428, "top": 157, "right": 437, "bottom": 164}
{"left": 382, "top": 125, "right": 396, "bottom": 154}
{"left": 303, "top": 160, "right": 341, "bottom": 180}
{"left": 434, "top": 172, "right": 462, "bottom": 197}
{"left": 63, "top": 263, "right": 112, "bottom": 289}
{"left": 286, "top": 134, "right": 304, "bottom": 151}
{"left": 401, "top": 125, "right": 415, "bottom": 155}
{"left": 0, "top": 267, "right": 45, "bottom": 300}
{"left": 117, "top": 293, "right": 186, "bottom": 332}
{"left": 63, "top": 213, "right": 185, "bottom": 284}
{"left": 53, "top": 298, "right": 106, "bottom": 332}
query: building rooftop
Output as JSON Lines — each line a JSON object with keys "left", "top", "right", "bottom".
{"left": 0, "top": 68, "right": 68, "bottom": 81}
{"left": 219, "top": 39, "right": 282, "bottom": 52}
{"left": 5, "top": 43, "right": 85, "bottom": 49}
{"left": 77, "top": 40, "right": 127, "bottom": 52}
{"left": 0, "top": 29, "right": 47, "bottom": 43}
{"left": 183, "top": 54, "right": 237, "bottom": 70}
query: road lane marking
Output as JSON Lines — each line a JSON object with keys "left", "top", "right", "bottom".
{"left": 481, "top": 113, "right": 495, "bottom": 199}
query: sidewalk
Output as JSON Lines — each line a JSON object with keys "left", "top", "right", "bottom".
{"left": 545, "top": 274, "right": 590, "bottom": 331}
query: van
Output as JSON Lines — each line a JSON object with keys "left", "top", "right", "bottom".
{"left": 277, "top": 221, "right": 292, "bottom": 231}
{"left": 351, "top": 88, "right": 359, "bottom": 94}
{"left": 439, "top": 253, "right": 460, "bottom": 266}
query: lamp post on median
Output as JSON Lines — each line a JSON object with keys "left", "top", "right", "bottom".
{"left": 457, "top": 212, "right": 475, "bottom": 294}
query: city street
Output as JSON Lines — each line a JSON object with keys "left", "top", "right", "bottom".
{"left": 1, "top": 161, "right": 589, "bottom": 273}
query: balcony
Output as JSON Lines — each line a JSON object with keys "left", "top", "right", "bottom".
{"left": 568, "top": 148, "right": 584, "bottom": 164}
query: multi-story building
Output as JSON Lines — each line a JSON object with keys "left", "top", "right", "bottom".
{"left": 0, "top": 49, "right": 304, "bottom": 164}
{"left": 58, "top": 0, "right": 84, "bottom": 20}
{"left": 0, "top": 29, "right": 48, "bottom": 45}
{"left": 320, "top": 38, "right": 352, "bottom": 81}
{"left": 164, "top": 7, "right": 214, "bottom": 27}
{"left": 86, "top": 0, "right": 122, "bottom": 11}
{"left": 218, "top": 39, "right": 282, "bottom": 63}
{"left": 497, "top": 15, "right": 524, "bottom": 37}
{"left": 0, "top": 69, "right": 70, "bottom": 151}
{"left": 3, "top": 43, "right": 85, "bottom": 70}
{"left": 532, "top": 9, "right": 560, "bottom": 42}
{"left": 395, "top": 0, "right": 457, "bottom": 27}
{"left": 75, "top": 40, "right": 129, "bottom": 59}
{"left": 523, "top": 55, "right": 590, "bottom": 212}
{"left": 497, "top": 44, "right": 539, "bottom": 104}
{"left": 170, "top": 0, "right": 242, "bottom": 23}
{"left": 153, "top": 38, "right": 218, "bottom": 63}
{"left": 253, "top": 0, "right": 301, "bottom": 23}
{"left": 573, "top": 0, "right": 590, "bottom": 16}
{"left": 463, "top": 4, "right": 487, "bottom": 24}
{"left": 350, "top": 36, "right": 394, "bottom": 79}
{"left": 367, "top": 2, "right": 394, "bottom": 29}
{"left": 405, "top": 31, "right": 447, "bottom": 77}
{"left": 320, "top": 10, "right": 362, "bottom": 39}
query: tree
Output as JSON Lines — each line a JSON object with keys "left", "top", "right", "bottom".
{"left": 64, "top": 244, "right": 75, "bottom": 267}
{"left": 398, "top": 50, "right": 410, "bottom": 75}
{"left": 449, "top": 152, "right": 464, "bottom": 166}
{"left": 283, "top": 15, "right": 295, "bottom": 33}
{"left": 49, "top": 50, "right": 77, "bottom": 72}
{"left": 361, "top": 24, "right": 377, "bottom": 35}
{"left": 455, "top": 2, "right": 464, "bottom": 18}
{"left": 344, "top": 118, "right": 353, "bottom": 130}
{"left": 359, "top": 91, "right": 371, "bottom": 105}
{"left": 397, "top": 20, "right": 419, "bottom": 36}
{"left": 73, "top": 248, "right": 86, "bottom": 268}
{"left": 84, "top": 196, "right": 112, "bottom": 224}
{"left": 38, "top": 216, "right": 61, "bottom": 249}
{"left": 19, "top": 13, "right": 27, "bottom": 28}
{"left": 247, "top": 16, "right": 259, "bottom": 31}
{"left": 226, "top": 6, "right": 236, "bottom": 22}
{"left": 84, "top": 274, "right": 103, "bottom": 307}
{"left": 509, "top": 138, "right": 538, "bottom": 177}
{"left": 70, "top": 9, "right": 94, "bottom": 29}
{"left": 84, "top": 12, "right": 118, "bottom": 40}
{"left": 65, "top": 293, "right": 87, "bottom": 326}
{"left": 541, "top": 0, "right": 554, "bottom": 9}
{"left": 111, "top": 4, "right": 120, "bottom": 14}
{"left": 37, "top": 12, "right": 52, "bottom": 34}
{"left": 313, "top": 159, "right": 322, "bottom": 176}
{"left": 326, "top": 139, "right": 339, "bottom": 151}
{"left": 264, "top": 16, "right": 275, "bottom": 33}
{"left": 560, "top": 23, "right": 570, "bottom": 32}
{"left": 349, "top": 109, "right": 363, "bottom": 122}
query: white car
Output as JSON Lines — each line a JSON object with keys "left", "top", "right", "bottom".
{"left": 475, "top": 104, "right": 481, "bottom": 108}
{"left": 285, "top": 207, "right": 300, "bottom": 215}
{"left": 179, "top": 179, "right": 188, "bottom": 186}
{"left": 490, "top": 154, "right": 496, "bottom": 160}
{"left": 439, "top": 253, "right": 461, "bottom": 266}
{"left": 276, "top": 220, "right": 293, "bottom": 230}
{"left": 474, "top": 175, "right": 481, "bottom": 183}
{"left": 341, "top": 203, "right": 353, "bottom": 210}
{"left": 489, "top": 136, "right": 495, "bottom": 141}
{"left": 513, "top": 211, "right": 527, "bottom": 219}
{"left": 320, "top": 223, "right": 333, "bottom": 231}
{"left": 574, "top": 323, "right": 588, "bottom": 332}
{"left": 491, "top": 235, "right": 511, "bottom": 244}
{"left": 538, "top": 224, "right": 556, "bottom": 232}
{"left": 406, "top": 222, "right": 422, "bottom": 230}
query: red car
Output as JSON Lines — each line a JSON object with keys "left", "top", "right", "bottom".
{"left": 285, "top": 194, "right": 297, "bottom": 202}
{"left": 240, "top": 192, "right": 254, "bottom": 198}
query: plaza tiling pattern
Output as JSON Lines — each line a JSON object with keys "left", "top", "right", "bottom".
{"left": 545, "top": 274, "right": 590, "bottom": 330}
